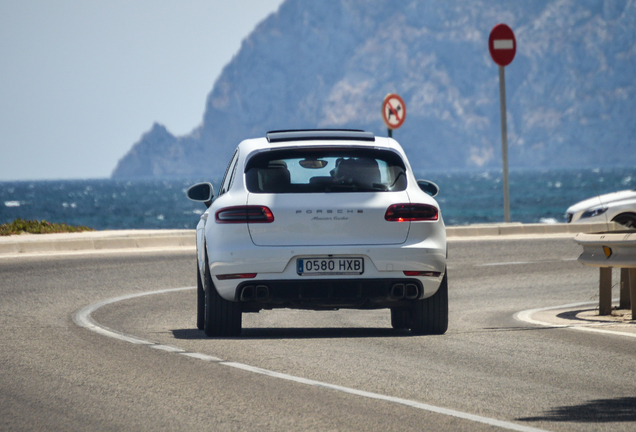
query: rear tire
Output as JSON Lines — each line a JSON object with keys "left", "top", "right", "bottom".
{"left": 203, "top": 255, "right": 242, "bottom": 337}
{"left": 410, "top": 271, "right": 448, "bottom": 335}
{"left": 196, "top": 262, "right": 204, "bottom": 330}
{"left": 390, "top": 308, "right": 409, "bottom": 330}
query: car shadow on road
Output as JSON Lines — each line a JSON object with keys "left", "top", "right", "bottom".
{"left": 517, "top": 396, "right": 636, "bottom": 423}
{"left": 171, "top": 327, "right": 418, "bottom": 340}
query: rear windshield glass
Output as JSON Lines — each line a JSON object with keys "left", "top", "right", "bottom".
{"left": 245, "top": 148, "right": 407, "bottom": 193}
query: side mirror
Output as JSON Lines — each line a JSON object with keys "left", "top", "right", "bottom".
{"left": 417, "top": 180, "right": 439, "bottom": 197}
{"left": 186, "top": 182, "right": 214, "bottom": 208}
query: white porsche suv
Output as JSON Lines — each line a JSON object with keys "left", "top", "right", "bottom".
{"left": 187, "top": 130, "right": 447, "bottom": 337}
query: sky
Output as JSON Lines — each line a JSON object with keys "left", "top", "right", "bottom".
{"left": 0, "top": 0, "right": 284, "bottom": 181}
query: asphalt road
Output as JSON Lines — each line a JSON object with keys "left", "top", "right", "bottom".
{"left": 1, "top": 237, "right": 635, "bottom": 431}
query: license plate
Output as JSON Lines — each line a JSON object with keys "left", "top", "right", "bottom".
{"left": 297, "top": 257, "right": 364, "bottom": 276}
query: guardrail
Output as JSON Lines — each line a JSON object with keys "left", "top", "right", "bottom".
{"left": 574, "top": 231, "right": 636, "bottom": 317}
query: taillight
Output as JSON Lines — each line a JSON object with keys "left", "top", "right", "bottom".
{"left": 385, "top": 204, "right": 438, "bottom": 222}
{"left": 215, "top": 206, "right": 274, "bottom": 223}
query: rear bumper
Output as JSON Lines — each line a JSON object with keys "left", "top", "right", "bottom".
{"left": 208, "top": 226, "right": 446, "bottom": 303}
{"left": 234, "top": 277, "right": 436, "bottom": 311}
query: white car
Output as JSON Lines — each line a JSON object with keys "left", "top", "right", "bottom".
{"left": 565, "top": 189, "right": 636, "bottom": 228}
{"left": 187, "top": 130, "right": 447, "bottom": 337}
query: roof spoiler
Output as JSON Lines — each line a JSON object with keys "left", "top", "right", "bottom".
{"left": 266, "top": 129, "right": 375, "bottom": 143}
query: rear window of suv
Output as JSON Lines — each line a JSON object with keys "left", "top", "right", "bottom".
{"left": 245, "top": 147, "right": 407, "bottom": 193}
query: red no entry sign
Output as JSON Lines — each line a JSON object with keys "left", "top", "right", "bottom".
{"left": 382, "top": 93, "right": 406, "bottom": 130}
{"left": 489, "top": 24, "right": 516, "bottom": 67}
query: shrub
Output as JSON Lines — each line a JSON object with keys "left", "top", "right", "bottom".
{"left": 0, "top": 219, "right": 94, "bottom": 236}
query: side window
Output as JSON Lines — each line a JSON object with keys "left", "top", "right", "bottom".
{"left": 218, "top": 149, "right": 239, "bottom": 196}
{"left": 227, "top": 155, "right": 240, "bottom": 191}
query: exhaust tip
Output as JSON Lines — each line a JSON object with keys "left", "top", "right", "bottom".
{"left": 240, "top": 285, "right": 255, "bottom": 302}
{"left": 255, "top": 285, "right": 270, "bottom": 302}
{"left": 405, "top": 283, "right": 419, "bottom": 300}
{"left": 390, "top": 283, "right": 405, "bottom": 300}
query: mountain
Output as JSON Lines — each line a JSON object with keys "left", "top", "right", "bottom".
{"left": 111, "top": 0, "right": 636, "bottom": 179}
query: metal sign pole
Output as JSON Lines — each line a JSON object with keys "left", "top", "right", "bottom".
{"left": 490, "top": 23, "right": 515, "bottom": 224}
{"left": 498, "top": 65, "right": 511, "bottom": 223}
{"left": 388, "top": 128, "right": 392, "bottom": 138}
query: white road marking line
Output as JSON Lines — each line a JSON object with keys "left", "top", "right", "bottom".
{"left": 479, "top": 261, "right": 533, "bottom": 267}
{"left": 472, "top": 257, "right": 577, "bottom": 267}
{"left": 181, "top": 352, "right": 223, "bottom": 362}
{"left": 222, "top": 362, "right": 547, "bottom": 432}
{"left": 73, "top": 287, "right": 193, "bottom": 346}
{"left": 75, "top": 287, "right": 549, "bottom": 432}
{"left": 515, "top": 300, "right": 636, "bottom": 339}
{"left": 151, "top": 344, "right": 186, "bottom": 353}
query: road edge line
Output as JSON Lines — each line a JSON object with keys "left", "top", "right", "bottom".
{"left": 74, "top": 287, "right": 548, "bottom": 432}
{"left": 514, "top": 300, "right": 636, "bottom": 339}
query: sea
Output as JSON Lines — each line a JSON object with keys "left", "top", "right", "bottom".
{"left": 1, "top": 167, "right": 634, "bottom": 230}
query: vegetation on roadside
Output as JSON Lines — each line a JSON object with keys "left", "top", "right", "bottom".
{"left": 0, "top": 219, "right": 94, "bottom": 236}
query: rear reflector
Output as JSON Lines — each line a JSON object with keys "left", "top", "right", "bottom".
{"left": 403, "top": 271, "right": 442, "bottom": 277}
{"left": 385, "top": 204, "right": 438, "bottom": 222}
{"left": 216, "top": 273, "right": 257, "bottom": 280}
{"left": 215, "top": 206, "right": 274, "bottom": 224}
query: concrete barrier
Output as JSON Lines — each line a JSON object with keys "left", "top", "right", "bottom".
{"left": 0, "top": 229, "right": 196, "bottom": 256}
{"left": 0, "top": 222, "right": 625, "bottom": 256}
{"left": 445, "top": 221, "right": 621, "bottom": 238}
